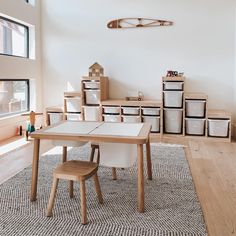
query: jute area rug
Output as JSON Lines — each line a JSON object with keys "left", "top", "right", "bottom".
{"left": 0, "top": 144, "right": 207, "bottom": 236}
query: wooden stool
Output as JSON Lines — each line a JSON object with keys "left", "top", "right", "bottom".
{"left": 46, "top": 160, "right": 103, "bottom": 225}
{"left": 90, "top": 144, "right": 117, "bottom": 180}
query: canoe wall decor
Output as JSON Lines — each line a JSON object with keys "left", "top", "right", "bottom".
{"left": 107, "top": 18, "right": 173, "bottom": 29}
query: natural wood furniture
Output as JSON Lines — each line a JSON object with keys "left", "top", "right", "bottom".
{"left": 46, "top": 160, "right": 103, "bottom": 225}
{"left": 45, "top": 106, "right": 64, "bottom": 126}
{"left": 30, "top": 121, "right": 152, "bottom": 213}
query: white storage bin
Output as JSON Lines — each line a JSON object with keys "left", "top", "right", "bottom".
{"left": 163, "top": 82, "right": 184, "bottom": 90}
{"left": 103, "top": 106, "right": 120, "bottom": 114}
{"left": 66, "top": 113, "right": 82, "bottom": 121}
{"left": 208, "top": 119, "right": 230, "bottom": 137}
{"left": 84, "top": 90, "right": 100, "bottom": 105}
{"left": 163, "top": 91, "right": 183, "bottom": 108}
{"left": 164, "top": 109, "right": 183, "bottom": 133}
{"left": 122, "top": 106, "right": 140, "bottom": 115}
{"left": 99, "top": 143, "right": 137, "bottom": 168}
{"left": 83, "top": 81, "right": 100, "bottom": 89}
{"left": 103, "top": 114, "right": 120, "bottom": 122}
{"left": 48, "top": 112, "right": 63, "bottom": 125}
{"left": 185, "top": 100, "right": 206, "bottom": 118}
{"left": 142, "top": 107, "right": 160, "bottom": 116}
{"left": 122, "top": 115, "right": 141, "bottom": 123}
{"left": 83, "top": 106, "right": 100, "bottom": 121}
{"left": 65, "top": 98, "right": 81, "bottom": 112}
{"left": 142, "top": 116, "right": 160, "bottom": 132}
{"left": 185, "top": 118, "right": 205, "bottom": 135}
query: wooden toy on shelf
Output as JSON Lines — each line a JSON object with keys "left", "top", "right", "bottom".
{"left": 21, "top": 111, "right": 43, "bottom": 140}
{"left": 89, "top": 62, "right": 104, "bottom": 77}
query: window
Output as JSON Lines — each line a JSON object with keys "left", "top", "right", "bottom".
{"left": 0, "top": 17, "right": 29, "bottom": 58}
{"left": 0, "top": 79, "right": 30, "bottom": 117}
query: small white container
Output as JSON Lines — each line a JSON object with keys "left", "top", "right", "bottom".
{"left": 142, "top": 107, "right": 160, "bottom": 116}
{"left": 163, "top": 82, "right": 184, "bottom": 90}
{"left": 103, "top": 114, "right": 120, "bottom": 122}
{"left": 65, "top": 98, "right": 81, "bottom": 113}
{"left": 164, "top": 109, "right": 183, "bottom": 133}
{"left": 142, "top": 116, "right": 160, "bottom": 132}
{"left": 122, "top": 115, "right": 141, "bottom": 123}
{"left": 103, "top": 106, "right": 120, "bottom": 114}
{"left": 122, "top": 106, "right": 140, "bottom": 115}
{"left": 83, "top": 81, "right": 100, "bottom": 89}
{"left": 185, "top": 118, "right": 205, "bottom": 135}
{"left": 163, "top": 91, "right": 183, "bottom": 108}
{"left": 208, "top": 119, "right": 230, "bottom": 137}
{"left": 185, "top": 100, "right": 206, "bottom": 118}
{"left": 99, "top": 143, "right": 137, "bottom": 168}
{"left": 84, "top": 90, "right": 100, "bottom": 105}
{"left": 83, "top": 106, "right": 100, "bottom": 121}
{"left": 66, "top": 113, "right": 82, "bottom": 121}
{"left": 48, "top": 112, "right": 63, "bottom": 125}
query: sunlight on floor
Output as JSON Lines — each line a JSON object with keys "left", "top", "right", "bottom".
{"left": 42, "top": 146, "right": 72, "bottom": 156}
{"left": 0, "top": 138, "right": 29, "bottom": 156}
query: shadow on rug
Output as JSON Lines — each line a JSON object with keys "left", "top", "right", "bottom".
{"left": 0, "top": 145, "right": 207, "bottom": 236}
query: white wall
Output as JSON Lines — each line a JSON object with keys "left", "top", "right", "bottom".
{"left": 0, "top": 0, "right": 42, "bottom": 141}
{"left": 41, "top": 0, "right": 235, "bottom": 124}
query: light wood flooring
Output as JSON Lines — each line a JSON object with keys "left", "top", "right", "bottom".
{"left": 0, "top": 136, "right": 236, "bottom": 236}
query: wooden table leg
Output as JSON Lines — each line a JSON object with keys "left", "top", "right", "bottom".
{"left": 30, "top": 138, "right": 40, "bottom": 201}
{"left": 146, "top": 138, "right": 152, "bottom": 180}
{"left": 137, "top": 144, "right": 144, "bottom": 213}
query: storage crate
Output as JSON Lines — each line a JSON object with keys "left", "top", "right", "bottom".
{"left": 185, "top": 118, "right": 205, "bottom": 135}
{"left": 142, "top": 116, "right": 160, "bottom": 132}
{"left": 103, "top": 114, "right": 120, "bottom": 122}
{"left": 99, "top": 143, "right": 136, "bottom": 168}
{"left": 66, "top": 113, "right": 82, "bottom": 121}
{"left": 83, "top": 81, "right": 100, "bottom": 89}
{"left": 122, "top": 106, "right": 140, "bottom": 115}
{"left": 103, "top": 106, "right": 120, "bottom": 114}
{"left": 163, "top": 91, "right": 183, "bottom": 108}
{"left": 48, "top": 112, "right": 63, "bottom": 125}
{"left": 208, "top": 119, "right": 230, "bottom": 137}
{"left": 163, "top": 82, "right": 184, "bottom": 90}
{"left": 84, "top": 90, "right": 100, "bottom": 105}
{"left": 83, "top": 106, "right": 100, "bottom": 121}
{"left": 164, "top": 109, "right": 183, "bottom": 133}
{"left": 122, "top": 115, "right": 141, "bottom": 123}
{"left": 142, "top": 107, "right": 160, "bottom": 116}
{"left": 65, "top": 98, "right": 81, "bottom": 113}
{"left": 185, "top": 100, "right": 206, "bottom": 118}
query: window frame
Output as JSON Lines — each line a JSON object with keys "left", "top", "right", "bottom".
{"left": 0, "top": 79, "right": 30, "bottom": 118}
{"left": 0, "top": 16, "right": 29, "bottom": 58}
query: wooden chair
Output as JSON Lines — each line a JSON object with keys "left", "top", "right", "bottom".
{"left": 46, "top": 160, "right": 103, "bottom": 225}
{"left": 90, "top": 144, "right": 117, "bottom": 180}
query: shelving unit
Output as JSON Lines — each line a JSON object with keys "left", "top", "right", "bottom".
{"left": 101, "top": 100, "right": 162, "bottom": 134}
{"left": 162, "top": 76, "right": 185, "bottom": 135}
{"left": 64, "top": 91, "right": 82, "bottom": 121}
{"left": 81, "top": 76, "right": 109, "bottom": 121}
{"left": 184, "top": 93, "right": 208, "bottom": 137}
{"left": 45, "top": 106, "right": 64, "bottom": 126}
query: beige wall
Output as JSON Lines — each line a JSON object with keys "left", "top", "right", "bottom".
{"left": 0, "top": 0, "right": 42, "bottom": 141}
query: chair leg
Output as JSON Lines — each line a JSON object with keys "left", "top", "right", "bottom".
{"left": 69, "top": 180, "right": 74, "bottom": 198}
{"left": 80, "top": 180, "right": 87, "bottom": 225}
{"left": 47, "top": 177, "right": 59, "bottom": 217}
{"left": 96, "top": 148, "right": 100, "bottom": 164}
{"left": 89, "top": 145, "right": 96, "bottom": 162}
{"left": 93, "top": 173, "right": 103, "bottom": 204}
{"left": 62, "top": 146, "right": 67, "bottom": 163}
{"left": 112, "top": 167, "right": 117, "bottom": 180}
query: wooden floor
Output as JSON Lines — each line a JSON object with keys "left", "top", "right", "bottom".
{"left": 0, "top": 136, "right": 236, "bottom": 236}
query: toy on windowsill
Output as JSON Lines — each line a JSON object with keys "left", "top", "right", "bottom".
{"left": 166, "top": 70, "right": 184, "bottom": 77}
{"left": 21, "top": 111, "right": 43, "bottom": 141}
{"left": 125, "top": 91, "right": 144, "bottom": 101}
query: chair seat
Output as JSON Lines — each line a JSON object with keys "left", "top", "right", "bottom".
{"left": 54, "top": 160, "right": 98, "bottom": 181}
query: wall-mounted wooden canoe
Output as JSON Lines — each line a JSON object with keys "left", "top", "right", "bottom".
{"left": 107, "top": 18, "right": 173, "bottom": 29}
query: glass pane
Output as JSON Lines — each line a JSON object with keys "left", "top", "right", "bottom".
{"left": 0, "top": 80, "right": 29, "bottom": 117}
{"left": 0, "top": 18, "right": 28, "bottom": 57}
